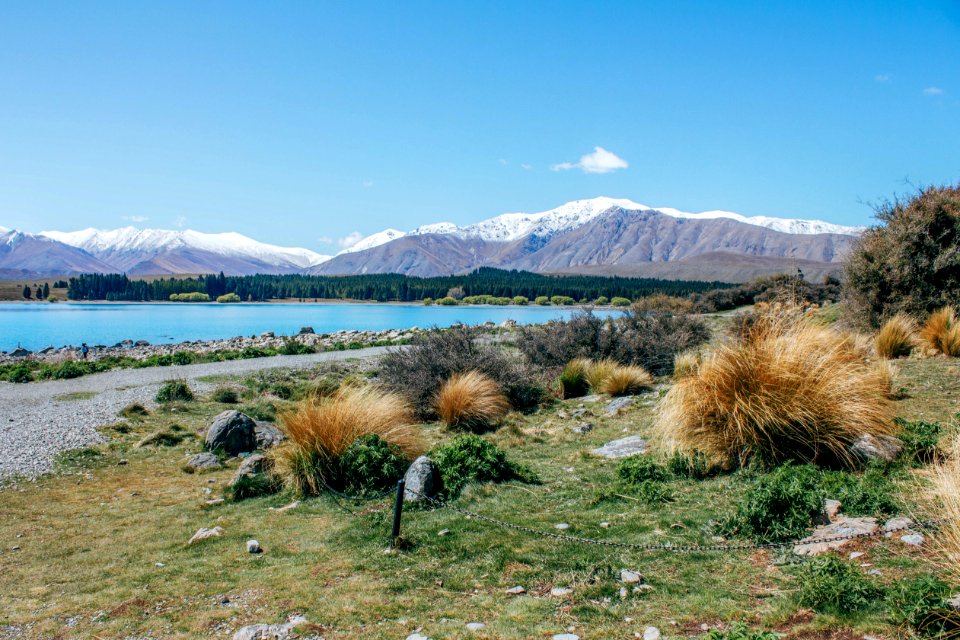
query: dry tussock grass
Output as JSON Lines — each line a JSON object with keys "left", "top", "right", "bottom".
{"left": 655, "top": 314, "right": 897, "bottom": 468}
{"left": 875, "top": 313, "right": 918, "bottom": 359}
{"left": 933, "top": 436, "right": 960, "bottom": 584}
{"left": 599, "top": 364, "right": 653, "bottom": 396}
{"left": 583, "top": 358, "right": 619, "bottom": 391}
{"left": 922, "top": 307, "right": 960, "bottom": 357}
{"left": 270, "top": 385, "right": 422, "bottom": 495}
{"left": 435, "top": 370, "right": 510, "bottom": 432}
{"left": 673, "top": 351, "right": 702, "bottom": 380}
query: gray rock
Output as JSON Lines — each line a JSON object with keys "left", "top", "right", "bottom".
{"left": 254, "top": 422, "right": 285, "bottom": 450}
{"left": 569, "top": 408, "right": 589, "bottom": 419}
{"left": 555, "top": 523, "right": 571, "bottom": 530}
{"left": 851, "top": 434, "right": 903, "bottom": 464}
{"left": 505, "top": 585, "right": 525, "bottom": 595}
{"left": 188, "top": 526, "right": 224, "bottom": 545}
{"left": 605, "top": 396, "right": 634, "bottom": 416}
{"left": 592, "top": 436, "right": 647, "bottom": 458}
{"left": 403, "top": 456, "right": 438, "bottom": 503}
{"left": 552, "top": 635, "right": 580, "bottom": 640}
{"left": 206, "top": 410, "right": 257, "bottom": 455}
{"left": 620, "top": 569, "right": 643, "bottom": 583}
{"left": 572, "top": 422, "right": 594, "bottom": 434}
{"left": 235, "top": 453, "right": 267, "bottom": 478}
{"left": 794, "top": 517, "right": 879, "bottom": 556}
{"left": 233, "top": 615, "right": 307, "bottom": 640}
{"left": 644, "top": 627, "right": 662, "bottom": 640}
{"left": 184, "top": 452, "right": 222, "bottom": 472}
{"left": 466, "top": 623, "right": 486, "bottom": 631}
{"left": 550, "top": 587, "right": 573, "bottom": 596}
{"left": 298, "top": 326, "right": 315, "bottom": 334}
{"left": 823, "top": 499, "right": 842, "bottom": 522}
{"left": 900, "top": 534, "right": 925, "bottom": 546}
{"left": 947, "top": 594, "right": 960, "bottom": 611}
{"left": 9, "top": 348, "right": 32, "bottom": 357}
{"left": 579, "top": 395, "right": 603, "bottom": 403}
{"left": 247, "top": 539, "right": 262, "bottom": 553}
{"left": 406, "top": 635, "right": 431, "bottom": 640}
{"left": 260, "top": 332, "right": 275, "bottom": 338}
{"left": 883, "top": 517, "right": 914, "bottom": 535}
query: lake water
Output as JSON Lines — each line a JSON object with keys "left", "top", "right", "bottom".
{"left": 0, "top": 302, "right": 620, "bottom": 351}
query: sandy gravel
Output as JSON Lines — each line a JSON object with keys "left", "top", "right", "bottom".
{"left": 0, "top": 346, "right": 394, "bottom": 480}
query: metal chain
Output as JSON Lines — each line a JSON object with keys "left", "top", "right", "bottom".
{"left": 405, "top": 487, "right": 941, "bottom": 553}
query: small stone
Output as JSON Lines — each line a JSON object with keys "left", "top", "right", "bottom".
{"left": 620, "top": 569, "right": 643, "bottom": 583}
{"left": 552, "top": 635, "right": 580, "bottom": 640}
{"left": 466, "top": 623, "right": 486, "bottom": 631}
{"left": 247, "top": 539, "right": 262, "bottom": 554}
{"left": 580, "top": 394, "right": 603, "bottom": 403}
{"left": 550, "top": 587, "right": 573, "bottom": 596}
{"left": 406, "top": 634, "right": 430, "bottom": 640}
{"left": 155, "top": 562, "right": 165, "bottom": 567}
{"left": 572, "top": 422, "right": 594, "bottom": 434}
{"left": 619, "top": 587, "right": 629, "bottom": 600}
{"left": 188, "top": 526, "right": 224, "bottom": 545}
{"left": 403, "top": 456, "right": 439, "bottom": 503}
{"left": 592, "top": 436, "right": 647, "bottom": 458}
{"left": 600, "top": 522, "right": 611, "bottom": 528}
{"left": 794, "top": 517, "right": 879, "bottom": 556}
{"left": 605, "top": 396, "right": 634, "bottom": 416}
{"left": 437, "top": 529, "right": 451, "bottom": 537}
{"left": 900, "top": 533, "right": 925, "bottom": 546}
{"left": 644, "top": 627, "right": 662, "bottom": 640}
{"left": 505, "top": 585, "right": 526, "bottom": 595}
{"left": 557, "top": 410, "right": 569, "bottom": 419}
{"left": 555, "top": 523, "right": 571, "bottom": 530}
{"left": 634, "top": 584, "right": 655, "bottom": 592}
{"left": 184, "top": 452, "right": 222, "bottom": 472}
{"left": 866, "top": 569, "right": 882, "bottom": 576}
{"left": 270, "top": 500, "right": 301, "bottom": 512}
{"left": 232, "top": 615, "right": 308, "bottom": 640}
{"left": 849, "top": 551, "right": 865, "bottom": 560}
{"left": 883, "top": 517, "right": 914, "bottom": 535}
{"left": 947, "top": 594, "right": 960, "bottom": 611}
{"left": 118, "top": 459, "right": 128, "bottom": 465}
{"left": 11, "top": 545, "right": 21, "bottom": 551}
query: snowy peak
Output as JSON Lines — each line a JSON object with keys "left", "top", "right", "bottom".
{"left": 338, "top": 229, "right": 407, "bottom": 255}
{"left": 41, "top": 227, "right": 331, "bottom": 268}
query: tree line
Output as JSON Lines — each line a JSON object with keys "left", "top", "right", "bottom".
{"left": 66, "top": 268, "right": 731, "bottom": 302}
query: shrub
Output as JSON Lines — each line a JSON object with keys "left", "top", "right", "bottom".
{"left": 794, "top": 555, "right": 881, "bottom": 614}
{"left": 897, "top": 417, "right": 944, "bottom": 464}
{"left": 338, "top": 434, "right": 410, "bottom": 497}
{"left": 211, "top": 386, "right": 240, "bottom": 404}
{"left": 216, "top": 293, "right": 241, "bottom": 303}
{"left": 518, "top": 310, "right": 710, "bottom": 376}
{"left": 551, "top": 295, "right": 575, "bottom": 306}
{"left": 599, "top": 364, "right": 653, "bottom": 396}
{"left": 719, "top": 463, "right": 826, "bottom": 542}
{"left": 380, "top": 325, "right": 545, "bottom": 419}
{"left": 888, "top": 575, "right": 960, "bottom": 638}
{"left": 534, "top": 296, "right": 550, "bottom": 305}
{"left": 633, "top": 294, "right": 694, "bottom": 314}
{"left": 171, "top": 351, "right": 194, "bottom": 366}
{"left": 594, "top": 296, "right": 609, "bottom": 305}
{"left": 655, "top": 315, "right": 896, "bottom": 468}
{"left": 876, "top": 314, "right": 918, "bottom": 359}
{"left": 435, "top": 371, "right": 510, "bottom": 432}
{"left": 169, "top": 292, "right": 211, "bottom": 302}
{"left": 431, "top": 434, "right": 530, "bottom": 498}
{"left": 436, "top": 297, "right": 458, "bottom": 306}
{"left": 240, "top": 400, "right": 277, "bottom": 421}
{"left": 921, "top": 307, "right": 960, "bottom": 357}
{"left": 155, "top": 379, "right": 194, "bottom": 403}
{"left": 422, "top": 297, "right": 434, "bottom": 305}
{"left": 611, "top": 296, "right": 631, "bottom": 307}
{"left": 819, "top": 467, "right": 899, "bottom": 516}
{"left": 268, "top": 386, "right": 422, "bottom": 496}
{"left": 53, "top": 361, "right": 87, "bottom": 380}
{"left": 279, "top": 338, "right": 316, "bottom": 355}
{"left": 512, "top": 296, "right": 528, "bottom": 305}
{"left": 701, "top": 623, "right": 779, "bottom": 640}
{"left": 844, "top": 184, "right": 960, "bottom": 327}
{"left": 617, "top": 455, "right": 669, "bottom": 484}
{"left": 7, "top": 364, "right": 32, "bottom": 383}
{"left": 557, "top": 358, "right": 591, "bottom": 399}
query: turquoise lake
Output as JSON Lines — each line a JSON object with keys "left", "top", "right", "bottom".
{"left": 0, "top": 303, "right": 620, "bottom": 351}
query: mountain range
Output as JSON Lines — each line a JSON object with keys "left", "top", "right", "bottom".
{"left": 1, "top": 197, "right": 864, "bottom": 282}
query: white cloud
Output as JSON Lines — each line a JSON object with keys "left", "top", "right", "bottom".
{"left": 923, "top": 86, "right": 944, "bottom": 96}
{"left": 521, "top": 163, "right": 533, "bottom": 170}
{"left": 123, "top": 215, "right": 149, "bottom": 223}
{"left": 174, "top": 215, "right": 188, "bottom": 228}
{"left": 874, "top": 74, "right": 890, "bottom": 82}
{"left": 337, "top": 231, "right": 364, "bottom": 249}
{"left": 551, "top": 146, "right": 629, "bottom": 174}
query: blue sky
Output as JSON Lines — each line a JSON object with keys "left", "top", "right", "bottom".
{"left": 1, "top": 1, "right": 958, "bottom": 252}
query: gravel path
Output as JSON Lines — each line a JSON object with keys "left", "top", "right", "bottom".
{"left": 0, "top": 346, "right": 394, "bottom": 480}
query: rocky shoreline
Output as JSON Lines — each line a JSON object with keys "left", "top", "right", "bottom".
{"left": 0, "top": 326, "right": 424, "bottom": 365}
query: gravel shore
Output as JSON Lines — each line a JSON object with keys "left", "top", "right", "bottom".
{"left": 0, "top": 346, "right": 393, "bottom": 481}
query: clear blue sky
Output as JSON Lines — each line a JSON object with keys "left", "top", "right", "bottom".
{"left": 1, "top": 1, "right": 958, "bottom": 252}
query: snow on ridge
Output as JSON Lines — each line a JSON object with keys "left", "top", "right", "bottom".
{"left": 338, "top": 228, "right": 407, "bottom": 255}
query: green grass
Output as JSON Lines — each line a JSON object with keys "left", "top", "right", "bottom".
{"left": 0, "top": 351, "right": 956, "bottom": 638}
{"left": 53, "top": 391, "right": 98, "bottom": 401}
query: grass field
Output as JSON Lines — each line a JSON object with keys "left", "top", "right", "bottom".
{"left": 0, "top": 355, "right": 957, "bottom": 638}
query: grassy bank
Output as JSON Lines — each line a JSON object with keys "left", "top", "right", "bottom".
{"left": 1, "top": 347, "right": 957, "bottom": 638}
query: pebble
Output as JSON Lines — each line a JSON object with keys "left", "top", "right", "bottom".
{"left": 188, "top": 526, "right": 224, "bottom": 545}
{"left": 620, "top": 569, "right": 643, "bottom": 583}
{"left": 849, "top": 551, "right": 865, "bottom": 560}
{"left": 644, "top": 627, "right": 662, "bottom": 640}
{"left": 406, "top": 635, "right": 431, "bottom": 640}
{"left": 901, "top": 533, "right": 925, "bottom": 546}
{"left": 555, "top": 523, "right": 571, "bottom": 530}
{"left": 550, "top": 587, "right": 573, "bottom": 596}
{"left": 438, "top": 529, "right": 451, "bottom": 537}
{"left": 466, "top": 623, "right": 486, "bottom": 631}
{"left": 600, "top": 522, "right": 611, "bottom": 528}
{"left": 505, "top": 586, "right": 526, "bottom": 595}
{"left": 246, "top": 539, "right": 262, "bottom": 554}
{"left": 552, "top": 635, "right": 580, "bottom": 640}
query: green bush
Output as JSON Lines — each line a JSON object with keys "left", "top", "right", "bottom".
{"left": 794, "top": 555, "right": 881, "bottom": 614}
{"left": 611, "top": 296, "right": 631, "bottom": 307}
{"left": 422, "top": 297, "right": 434, "bottom": 305}
{"left": 617, "top": 456, "right": 669, "bottom": 484}
{"left": 551, "top": 295, "right": 575, "bottom": 306}
{"left": 436, "top": 297, "right": 459, "bottom": 306}
{"left": 888, "top": 575, "right": 960, "bottom": 638}
{"left": 338, "top": 434, "right": 409, "bottom": 498}
{"left": 169, "top": 292, "right": 211, "bottom": 302}
{"left": 512, "top": 296, "right": 529, "bottom": 305}
{"left": 211, "top": 386, "right": 239, "bottom": 404}
{"left": 216, "top": 293, "right": 241, "bottom": 303}
{"left": 280, "top": 338, "right": 316, "bottom": 355}
{"left": 171, "top": 351, "right": 194, "bottom": 366}
{"left": 701, "top": 623, "right": 779, "bottom": 640}
{"left": 431, "top": 434, "right": 531, "bottom": 498}
{"left": 155, "top": 379, "right": 194, "bottom": 403}
{"left": 896, "top": 417, "right": 943, "bottom": 464}
{"left": 668, "top": 451, "right": 714, "bottom": 479}
{"left": 557, "top": 360, "right": 590, "bottom": 399}
{"left": 7, "top": 364, "right": 33, "bottom": 383}
{"left": 534, "top": 296, "right": 550, "bottom": 305}
{"left": 594, "top": 296, "right": 609, "bottom": 305}
{"left": 819, "top": 467, "right": 899, "bottom": 516}
{"left": 53, "top": 361, "right": 87, "bottom": 380}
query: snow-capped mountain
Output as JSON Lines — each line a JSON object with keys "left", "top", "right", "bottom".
{"left": 40, "top": 227, "right": 331, "bottom": 275}
{"left": 344, "top": 197, "right": 862, "bottom": 251}
{"left": 1, "top": 229, "right": 115, "bottom": 277}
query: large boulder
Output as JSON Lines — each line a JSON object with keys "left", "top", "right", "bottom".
{"left": 851, "top": 434, "right": 903, "bottom": 464}
{"left": 254, "top": 422, "right": 285, "bottom": 450}
{"left": 403, "top": 456, "right": 439, "bottom": 503}
{"left": 184, "top": 452, "right": 222, "bottom": 472}
{"left": 206, "top": 410, "right": 257, "bottom": 455}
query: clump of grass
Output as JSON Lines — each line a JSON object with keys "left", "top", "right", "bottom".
{"left": 583, "top": 358, "right": 618, "bottom": 392}
{"left": 896, "top": 417, "right": 944, "bottom": 464}
{"left": 210, "top": 386, "right": 239, "bottom": 404}
{"left": 339, "top": 434, "right": 410, "bottom": 498}
{"left": 225, "top": 473, "right": 280, "bottom": 501}
{"left": 668, "top": 451, "right": 714, "bottom": 479}
{"left": 240, "top": 400, "right": 278, "bottom": 422}
{"left": 700, "top": 624, "right": 779, "bottom": 640}
{"left": 435, "top": 371, "right": 510, "bottom": 432}
{"left": 887, "top": 575, "right": 960, "bottom": 638}
{"left": 155, "top": 379, "right": 194, "bottom": 404}
{"left": 921, "top": 306, "right": 960, "bottom": 356}
{"left": 268, "top": 386, "right": 422, "bottom": 496}
{"left": 119, "top": 402, "right": 149, "bottom": 419}
{"left": 655, "top": 315, "right": 897, "bottom": 468}
{"left": 616, "top": 455, "right": 669, "bottom": 484}
{"left": 930, "top": 435, "right": 960, "bottom": 609}
{"left": 876, "top": 314, "right": 918, "bottom": 359}
{"left": 431, "top": 434, "right": 532, "bottom": 498}
{"left": 794, "top": 555, "right": 882, "bottom": 615}
{"left": 557, "top": 358, "right": 591, "bottom": 399}
{"left": 136, "top": 424, "right": 190, "bottom": 448}
{"left": 673, "top": 350, "right": 702, "bottom": 380}
{"left": 598, "top": 363, "right": 653, "bottom": 396}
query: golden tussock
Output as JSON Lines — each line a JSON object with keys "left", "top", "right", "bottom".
{"left": 599, "top": 364, "right": 654, "bottom": 396}
{"left": 654, "top": 315, "right": 897, "bottom": 468}
{"left": 875, "top": 313, "right": 918, "bottom": 359}
{"left": 921, "top": 307, "right": 960, "bottom": 357}
{"left": 435, "top": 370, "right": 510, "bottom": 431}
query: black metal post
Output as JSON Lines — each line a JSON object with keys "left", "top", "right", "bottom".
{"left": 391, "top": 479, "right": 406, "bottom": 544}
